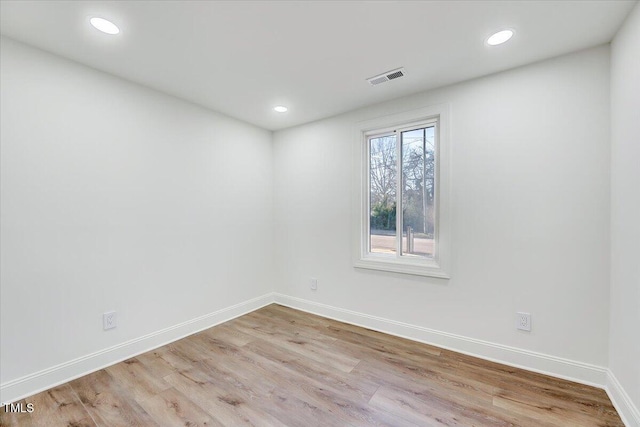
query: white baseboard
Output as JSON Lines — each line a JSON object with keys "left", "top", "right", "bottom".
{"left": 607, "top": 370, "right": 640, "bottom": 427}
{"left": 272, "top": 293, "right": 640, "bottom": 425}
{"left": 273, "top": 293, "right": 609, "bottom": 388}
{"left": 0, "top": 293, "right": 274, "bottom": 404}
{"left": 4, "top": 291, "right": 635, "bottom": 427}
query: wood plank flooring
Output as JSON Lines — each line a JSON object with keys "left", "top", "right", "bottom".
{"left": 0, "top": 304, "right": 624, "bottom": 426}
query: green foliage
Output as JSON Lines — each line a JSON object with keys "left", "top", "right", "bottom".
{"left": 371, "top": 201, "right": 396, "bottom": 230}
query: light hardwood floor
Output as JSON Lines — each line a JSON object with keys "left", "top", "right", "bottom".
{"left": 1, "top": 304, "right": 624, "bottom": 426}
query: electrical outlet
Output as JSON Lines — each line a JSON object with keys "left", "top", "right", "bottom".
{"left": 310, "top": 278, "right": 318, "bottom": 291}
{"left": 516, "top": 312, "right": 531, "bottom": 331}
{"left": 103, "top": 311, "right": 117, "bottom": 330}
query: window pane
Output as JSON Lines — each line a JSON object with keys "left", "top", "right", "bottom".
{"left": 401, "top": 127, "right": 435, "bottom": 258}
{"left": 369, "top": 135, "right": 397, "bottom": 254}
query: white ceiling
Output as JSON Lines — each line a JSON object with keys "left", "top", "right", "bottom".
{"left": 1, "top": 1, "right": 636, "bottom": 131}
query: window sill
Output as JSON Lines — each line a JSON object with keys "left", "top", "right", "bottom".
{"left": 354, "top": 257, "right": 450, "bottom": 278}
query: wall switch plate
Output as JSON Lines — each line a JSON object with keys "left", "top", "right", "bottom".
{"left": 516, "top": 312, "right": 531, "bottom": 331}
{"left": 103, "top": 311, "right": 117, "bottom": 330}
{"left": 310, "top": 278, "right": 318, "bottom": 290}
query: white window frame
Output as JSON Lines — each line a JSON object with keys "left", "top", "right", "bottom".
{"left": 353, "top": 104, "right": 451, "bottom": 278}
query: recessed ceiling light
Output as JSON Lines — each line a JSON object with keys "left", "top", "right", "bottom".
{"left": 90, "top": 17, "right": 120, "bottom": 35}
{"left": 487, "top": 29, "right": 514, "bottom": 46}
{"left": 274, "top": 106, "right": 288, "bottom": 113}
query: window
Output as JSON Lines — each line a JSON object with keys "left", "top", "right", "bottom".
{"left": 353, "top": 105, "right": 450, "bottom": 278}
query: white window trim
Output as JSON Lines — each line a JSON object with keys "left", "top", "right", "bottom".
{"left": 352, "top": 104, "right": 451, "bottom": 279}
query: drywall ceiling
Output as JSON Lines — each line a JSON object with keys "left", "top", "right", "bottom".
{"left": 0, "top": 1, "right": 636, "bottom": 131}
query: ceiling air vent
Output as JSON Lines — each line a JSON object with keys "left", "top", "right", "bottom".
{"left": 367, "top": 67, "right": 405, "bottom": 86}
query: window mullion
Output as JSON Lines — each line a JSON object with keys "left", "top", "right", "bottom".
{"left": 366, "top": 137, "right": 372, "bottom": 256}
{"left": 423, "top": 127, "right": 427, "bottom": 237}
{"left": 433, "top": 123, "right": 439, "bottom": 257}
{"left": 396, "top": 131, "right": 403, "bottom": 257}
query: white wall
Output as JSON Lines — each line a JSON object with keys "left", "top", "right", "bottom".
{"left": 0, "top": 37, "right": 274, "bottom": 390}
{"left": 2, "top": 26, "right": 633, "bottom": 417}
{"left": 610, "top": 1, "right": 640, "bottom": 421}
{"left": 273, "top": 46, "right": 612, "bottom": 375}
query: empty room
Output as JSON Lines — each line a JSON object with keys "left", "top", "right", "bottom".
{"left": 1, "top": 1, "right": 638, "bottom": 426}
